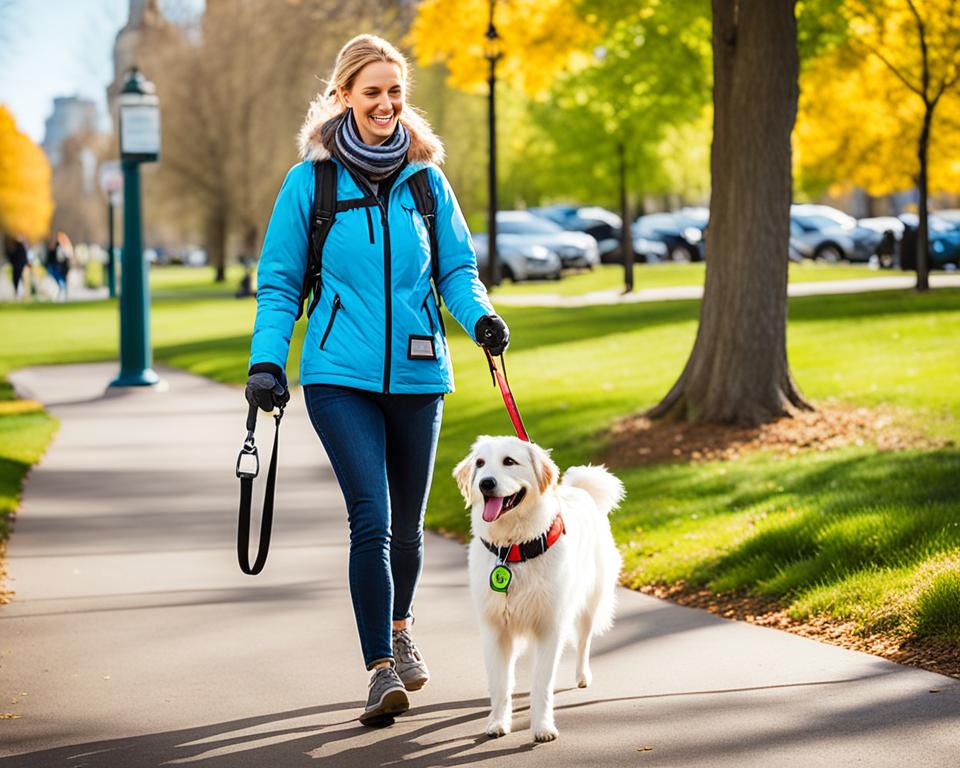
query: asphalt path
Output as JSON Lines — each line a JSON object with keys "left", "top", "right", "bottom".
{"left": 2, "top": 363, "right": 958, "bottom": 767}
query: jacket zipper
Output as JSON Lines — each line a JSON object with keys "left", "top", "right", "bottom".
{"left": 381, "top": 201, "right": 392, "bottom": 393}
{"left": 421, "top": 288, "right": 446, "bottom": 336}
{"left": 345, "top": 165, "right": 396, "bottom": 394}
{"left": 364, "top": 208, "right": 374, "bottom": 244}
{"left": 421, "top": 290, "right": 435, "bottom": 334}
{"left": 319, "top": 294, "right": 343, "bottom": 350}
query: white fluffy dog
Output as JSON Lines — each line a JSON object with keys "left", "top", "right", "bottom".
{"left": 454, "top": 435, "right": 624, "bottom": 742}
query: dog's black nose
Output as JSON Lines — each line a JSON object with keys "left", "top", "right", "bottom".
{"left": 479, "top": 477, "right": 497, "bottom": 494}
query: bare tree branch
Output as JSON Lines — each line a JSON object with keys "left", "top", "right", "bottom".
{"left": 905, "top": 0, "right": 931, "bottom": 102}
{"left": 851, "top": 36, "right": 924, "bottom": 97}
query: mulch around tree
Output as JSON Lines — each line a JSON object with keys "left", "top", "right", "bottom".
{"left": 602, "top": 400, "right": 958, "bottom": 680}
{"left": 640, "top": 582, "right": 960, "bottom": 680}
{"left": 601, "top": 400, "right": 950, "bottom": 468}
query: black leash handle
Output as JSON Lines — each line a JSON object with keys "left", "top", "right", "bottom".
{"left": 236, "top": 401, "right": 283, "bottom": 575}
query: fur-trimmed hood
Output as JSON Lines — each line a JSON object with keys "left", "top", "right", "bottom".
{"left": 297, "top": 93, "right": 445, "bottom": 166}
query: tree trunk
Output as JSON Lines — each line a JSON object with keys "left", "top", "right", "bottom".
{"left": 915, "top": 106, "right": 932, "bottom": 292}
{"left": 206, "top": 207, "right": 228, "bottom": 283}
{"left": 648, "top": 0, "right": 810, "bottom": 426}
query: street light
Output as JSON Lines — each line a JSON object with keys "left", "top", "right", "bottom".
{"left": 97, "top": 160, "right": 122, "bottom": 299}
{"left": 111, "top": 67, "right": 161, "bottom": 388}
{"left": 484, "top": 0, "right": 502, "bottom": 287}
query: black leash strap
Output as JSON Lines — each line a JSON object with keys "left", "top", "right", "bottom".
{"left": 236, "top": 401, "right": 283, "bottom": 575}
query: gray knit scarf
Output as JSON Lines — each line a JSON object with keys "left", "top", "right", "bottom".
{"left": 334, "top": 108, "right": 410, "bottom": 180}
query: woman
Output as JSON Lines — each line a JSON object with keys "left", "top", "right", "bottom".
{"left": 245, "top": 34, "right": 509, "bottom": 726}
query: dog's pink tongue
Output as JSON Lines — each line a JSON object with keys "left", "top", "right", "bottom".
{"left": 482, "top": 496, "right": 504, "bottom": 523}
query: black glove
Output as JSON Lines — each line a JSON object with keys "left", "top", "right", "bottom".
{"left": 475, "top": 314, "right": 510, "bottom": 356}
{"left": 245, "top": 364, "right": 289, "bottom": 413}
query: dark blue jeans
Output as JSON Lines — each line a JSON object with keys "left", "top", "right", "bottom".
{"left": 303, "top": 384, "right": 444, "bottom": 670}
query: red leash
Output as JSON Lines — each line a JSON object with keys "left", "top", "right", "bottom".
{"left": 484, "top": 349, "right": 530, "bottom": 442}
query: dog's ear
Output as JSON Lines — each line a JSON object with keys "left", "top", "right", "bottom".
{"left": 528, "top": 442, "right": 559, "bottom": 494}
{"left": 453, "top": 453, "right": 475, "bottom": 506}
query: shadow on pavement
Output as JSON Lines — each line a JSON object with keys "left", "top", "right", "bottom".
{"left": 4, "top": 672, "right": 952, "bottom": 768}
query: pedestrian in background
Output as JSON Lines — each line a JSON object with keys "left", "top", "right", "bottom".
{"left": 56, "top": 231, "right": 73, "bottom": 300}
{"left": 245, "top": 34, "right": 509, "bottom": 726}
{"left": 45, "top": 236, "right": 64, "bottom": 300}
{"left": 6, "top": 236, "right": 28, "bottom": 299}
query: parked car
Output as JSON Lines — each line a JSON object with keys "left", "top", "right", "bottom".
{"left": 471, "top": 233, "right": 562, "bottom": 282}
{"left": 935, "top": 209, "right": 960, "bottom": 226}
{"left": 632, "top": 210, "right": 706, "bottom": 262}
{"left": 632, "top": 233, "right": 669, "bottom": 262}
{"left": 495, "top": 211, "right": 600, "bottom": 269}
{"left": 857, "top": 216, "right": 906, "bottom": 237}
{"left": 790, "top": 204, "right": 882, "bottom": 262}
{"left": 530, "top": 204, "right": 625, "bottom": 262}
{"left": 898, "top": 213, "right": 960, "bottom": 269}
{"left": 856, "top": 217, "right": 905, "bottom": 268}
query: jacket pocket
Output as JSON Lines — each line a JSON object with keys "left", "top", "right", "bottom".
{"left": 421, "top": 287, "right": 445, "bottom": 336}
{"left": 319, "top": 294, "right": 344, "bottom": 350}
{"left": 402, "top": 203, "right": 432, "bottom": 255}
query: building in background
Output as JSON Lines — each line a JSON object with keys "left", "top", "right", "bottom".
{"left": 42, "top": 96, "right": 99, "bottom": 167}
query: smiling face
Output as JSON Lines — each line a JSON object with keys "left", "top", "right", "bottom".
{"left": 454, "top": 436, "right": 558, "bottom": 524}
{"left": 339, "top": 60, "right": 405, "bottom": 146}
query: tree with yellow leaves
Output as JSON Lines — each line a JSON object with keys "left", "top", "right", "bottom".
{"left": 796, "top": 0, "right": 960, "bottom": 291}
{"left": 409, "top": 0, "right": 598, "bottom": 96}
{"left": 0, "top": 105, "right": 53, "bottom": 242}
{"left": 410, "top": 0, "right": 713, "bottom": 280}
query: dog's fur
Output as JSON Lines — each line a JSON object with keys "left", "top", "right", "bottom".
{"left": 454, "top": 435, "right": 624, "bottom": 742}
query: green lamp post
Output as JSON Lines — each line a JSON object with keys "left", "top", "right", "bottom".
{"left": 110, "top": 67, "right": 161, "bottom": 388}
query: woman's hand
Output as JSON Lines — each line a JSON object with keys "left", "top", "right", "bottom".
{"left": 475, "top": 314, "right": 510, "bottom": 356}
{"left": 245, "top": 366, "right": 290, "bottom": 412}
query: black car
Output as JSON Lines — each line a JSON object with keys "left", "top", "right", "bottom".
{"left": 632, "top": 209, "right": 707, "bottom": 262}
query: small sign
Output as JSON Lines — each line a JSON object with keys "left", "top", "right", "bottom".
{"left": 120, "top": 104, "right": 160, "bottom": 161}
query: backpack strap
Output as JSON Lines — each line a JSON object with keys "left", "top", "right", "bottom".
{"left": 408, "top": 168, "right": 442, "bottom": 307}
{"left": 297, "top": 160, "right": 338, "bottom": 320}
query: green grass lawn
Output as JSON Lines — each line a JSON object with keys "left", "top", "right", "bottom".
{"left": 0, "top": 380, "right": 58, "bottom": 547}
{"left": 0, "top": 280, "right": 957, "bottom": 641}
{"left": 494, "top": 261, "right": 900, "bottom": 296}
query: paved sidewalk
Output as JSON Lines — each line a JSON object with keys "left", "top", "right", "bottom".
{"left": 494, "top": 273, "right": 960, "bottom": 307}
{"left": 2, "top": 363, "right": 958, "bottom": 767}
{"left": 0, "top": 272, "right": 109, "bottom": 303}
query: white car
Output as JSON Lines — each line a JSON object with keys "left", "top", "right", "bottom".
{"left": 858, "top": 216, "right": 905, "bottom": 236}
{"left": 471, "top": 233, "right": 562, "bottom": 282}
{"left": 496, "top": 211, "right": 600, "bottom": 269}
{"left": 790, "top": 204, "right": 881, "bottom": 262}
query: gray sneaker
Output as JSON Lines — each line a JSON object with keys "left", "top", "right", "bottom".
{"left": 392, "top": 627, "right": 430, "bottom": 691}
{"left": 359, "top": 666, "right": 409, "bottom": 727}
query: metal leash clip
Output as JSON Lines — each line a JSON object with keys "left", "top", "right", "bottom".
{"left": 236, "top": 401, "right": 264, "bottom": 479}
{"left": 236, "top": 435, "right": 259, "bottom": 479}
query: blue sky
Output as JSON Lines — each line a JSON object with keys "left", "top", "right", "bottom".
{"left": 0, "top": 0, "right": 201, "bottom": 143}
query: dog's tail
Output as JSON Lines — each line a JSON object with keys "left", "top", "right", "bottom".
{"left": 561, "top": 464, "right": 625, "bottom": 515}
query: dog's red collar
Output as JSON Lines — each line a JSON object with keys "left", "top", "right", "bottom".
{"left": 481, "top": 513, "right": 565, "bottom": 564}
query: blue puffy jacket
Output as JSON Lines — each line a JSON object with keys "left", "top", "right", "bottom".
{"left": 249, "top": 155, "right": 494, "bottom": 394}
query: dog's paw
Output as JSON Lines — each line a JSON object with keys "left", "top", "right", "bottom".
{"left": 532, "top": 723, "right": 559, "bottom": 742}
{"left": 576, "top": 670, "right": 592, "bottom": 688}
{"left": 485, "top": 718, "right": 511, "bottom": 738}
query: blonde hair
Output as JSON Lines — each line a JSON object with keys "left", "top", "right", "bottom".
{"left": 298, "top": 34, "right": 445, "bottom": 164}
{"left": 324, "top": 34, "right": 410, "bottom": 106}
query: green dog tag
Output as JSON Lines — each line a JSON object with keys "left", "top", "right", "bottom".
{"left": 490, "top": 564, "right": 512, "bottom": 593}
